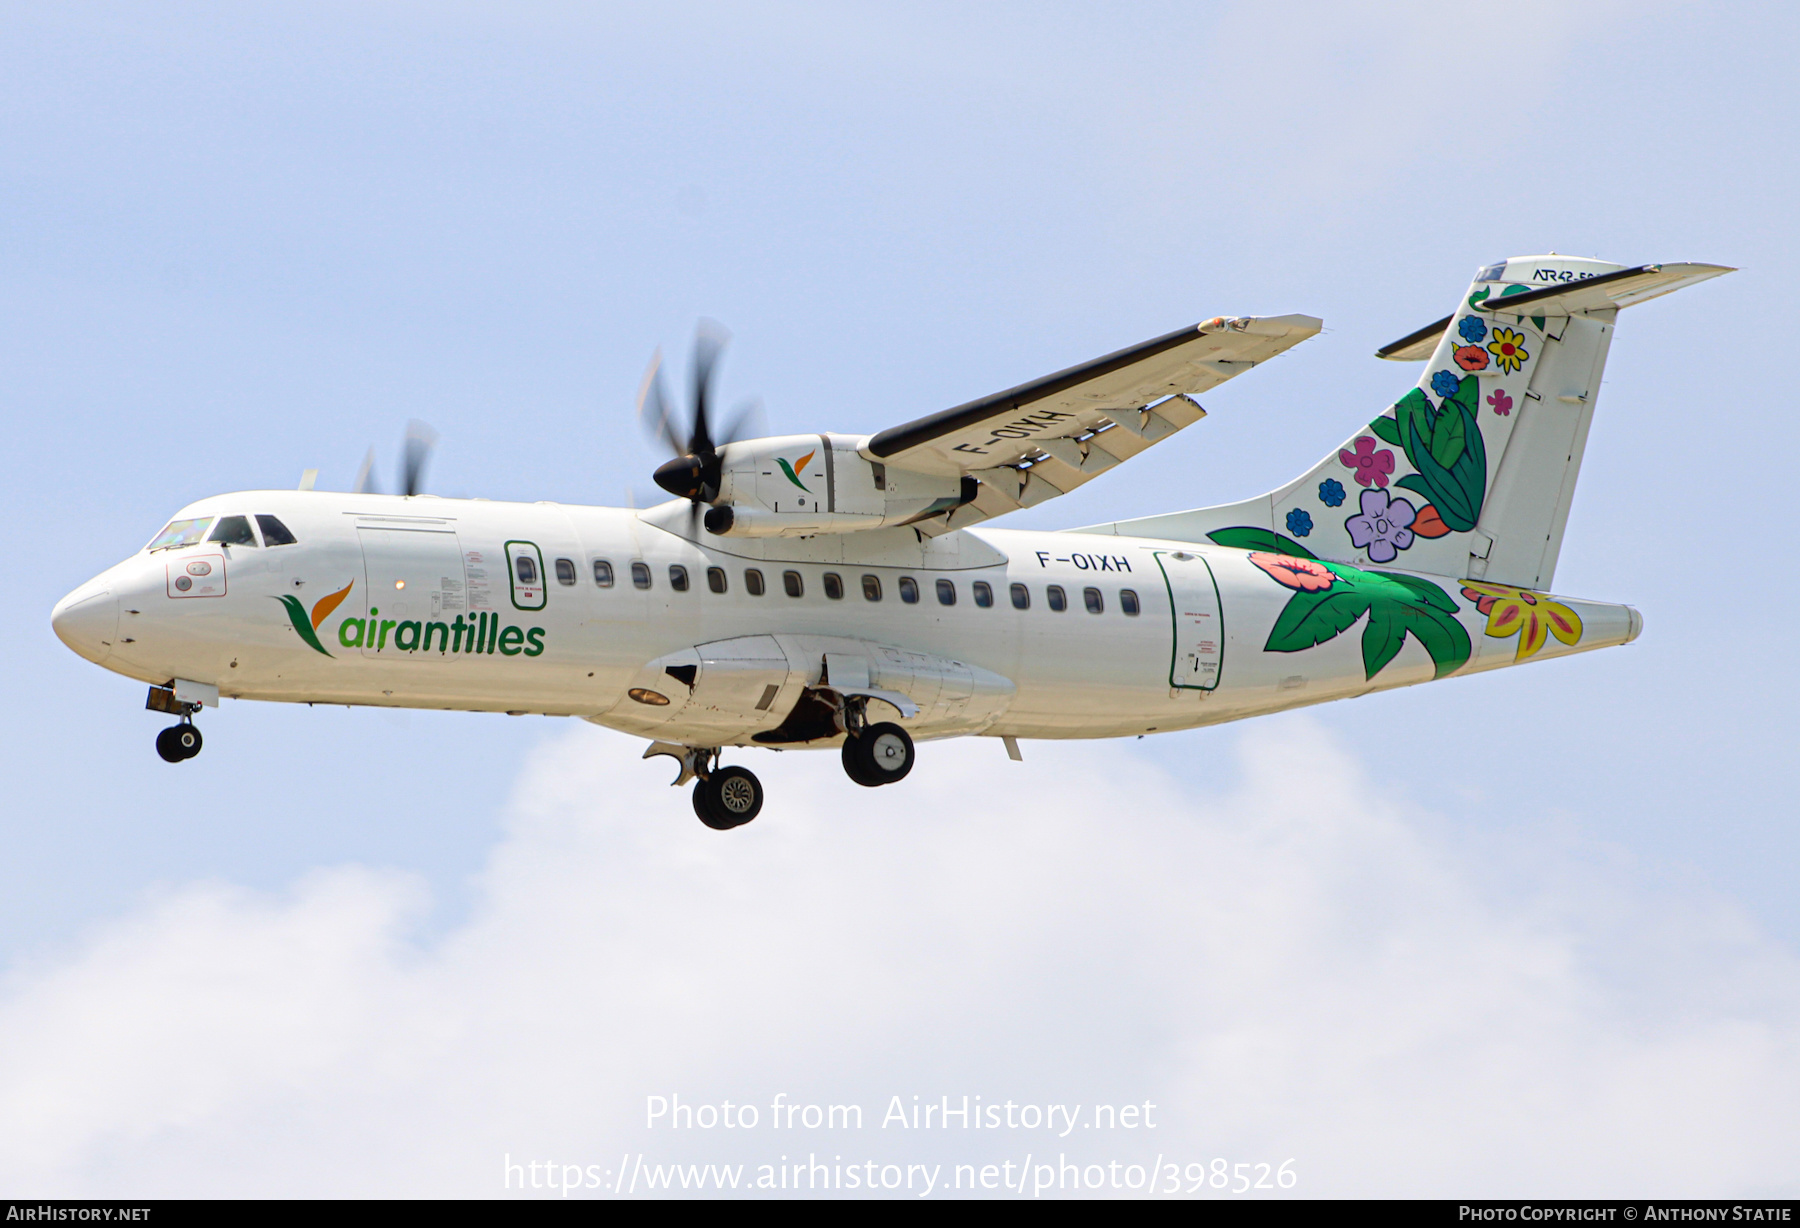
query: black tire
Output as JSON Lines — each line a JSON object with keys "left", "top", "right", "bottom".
{"left": 696, "top": 766, "right": 763, "bottom": 829}
{"left": 841, "top": 736, "right": 881, "bottom": 787}
{"left": 850, "top": 722, "right": 914, "bottom": 786}
{"left": 155, "top": 726, "right": 186, "bottom": 763}
{"left": 173, "top": 724, "right": 202, "bottom": 759}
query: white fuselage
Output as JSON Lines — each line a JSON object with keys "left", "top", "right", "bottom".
{"left": 52, "top": 489, "right": 1639, "bottom": 749}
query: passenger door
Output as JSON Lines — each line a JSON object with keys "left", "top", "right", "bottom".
{"left": 1155, "top": 550, "right": 1225, "bottom": 691}
{"left": 358, "top": 527, "right": 468, "bottom": 659}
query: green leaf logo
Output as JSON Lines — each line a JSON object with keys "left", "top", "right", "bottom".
{"left": 776, "top": 450, "right": 815, "bottom": 492}
{"left": 275, "top": 594, "right": 334, "bottom": 657}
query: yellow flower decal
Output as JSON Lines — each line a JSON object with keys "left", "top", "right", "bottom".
{"left": 1460, "top": 582, "right": 1581, "bottom": 661}
{"left": 1487, "top": 327, "right": 1529, "bottom": 374}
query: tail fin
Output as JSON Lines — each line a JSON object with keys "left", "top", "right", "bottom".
{"left": 1091, "top": 256, "right": 1731, "bottom": 588}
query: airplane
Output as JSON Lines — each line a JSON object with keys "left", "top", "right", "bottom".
{"left": 51, "top": 255, "right": 1730, "bottom": 830}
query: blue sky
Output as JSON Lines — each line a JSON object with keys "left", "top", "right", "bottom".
{"left": 3, "top": 1, "right": 1797, "bottom": 1196}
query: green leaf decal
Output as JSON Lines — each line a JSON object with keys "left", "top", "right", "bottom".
{"left": 1429, "top": 398, "right": 1466, "bottom": 470}
{"left": 1393, "top": 374, "right": 1486, "bottom": 532}
{"left": 1249, "top": 560, "right": 1471, "bottom": 681}
{"left": 1360, "top": 605, "right": 1408, "bottom": 680}
{"left": 1265, "top": 587, "right": 1372, "bottom": 653}
{"left": 275, "top": 595, "right": 333, "bottom": 657}
{"left": 1205, "top": 527, "right": 1318, "bottom": 560}
{"left": 1366, "top": 568, "right": 1459, "bottom": 614}
{"left": 1390, "top": 601, "right": 1472, "bottom": 679}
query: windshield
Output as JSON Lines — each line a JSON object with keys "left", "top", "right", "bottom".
{"left": 208, "top": 515, "right": 258, "bottom": 547}
{"left": 147, "top": 517, "right": 213, "bottom": 552}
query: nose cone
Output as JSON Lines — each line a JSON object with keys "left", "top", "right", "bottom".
{"left": 52, "top": 584, "right": 119, "bottom": 663}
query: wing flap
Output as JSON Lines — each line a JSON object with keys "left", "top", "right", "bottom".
{"left": 866, "top": 314, "right": 1320, "bottom": 477}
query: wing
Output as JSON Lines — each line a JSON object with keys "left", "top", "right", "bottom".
{"left": 863, "top": 314, "right": 1320, "bottom": 530}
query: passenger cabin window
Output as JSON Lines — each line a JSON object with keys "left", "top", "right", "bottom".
{"left": 208, "top": 515, "right": 257, "bottom": 547}
{"left": 555, "top": 558, "right": 577, "bottom": 586}
{"left": 973, "top": 581, "right": 993, "bottom": 608}
{"left": 823, "top": 572, "right": 844, "bottom": 600}
{"left": 515, "top": 554, "right": 538, "bottom": 585}
{"left": 631, "top": 561, "right": 652, "bottom": 590}
{"left": 1047, "top": 584, "right": 1067, "bottom": 612}
{"left": 783, "top": 570, "right": 804, "bottom": 598}
{"left": 255, "top": 515, "right": 297, "bottom": 546}
{"left": 936, "top": 578, "right": 956, "bottom": 606}
{"left": 148, "top": 517, "right": 212, "bottom": 551}
{"left": 745, "top": 568, "right": 765, "bottom": 596}
{"left": 898, "top": 576, "right": 920, "bottom": 604}
{"left": 1010, "top": 583, "right": 1030, "bottom": 610}
{"left": 1120, "top": 589, "right": 1140, "bottom": 615}
{"left": 862, "top": 575, "right": 882, "bottom": 602}
{"left": 707, "top": 567, "right": 727, "bottom": 594}
{"left": 669, "top": 565, "right": 690, "bottom": 592}
{"left": 1084, "top": 587, "right": 1104, "bottom": 614}
{"left": 593, "top": 559, "right": 615, "bottom": 587}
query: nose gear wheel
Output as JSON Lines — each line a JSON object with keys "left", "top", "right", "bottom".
{"left": 155, "top": 723, "right": 203, "bottom": 763}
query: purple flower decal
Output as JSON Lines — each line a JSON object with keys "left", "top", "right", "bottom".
{"left": 1487, "top": 388, "right": 1513, "bottom": 416}
{"left": 1345, "top": 488, "right": 1417, "bottom": 563}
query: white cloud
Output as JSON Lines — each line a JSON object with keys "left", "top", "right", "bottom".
{"left": 1, "top": 716, "right": 1796, "bottom": 1197}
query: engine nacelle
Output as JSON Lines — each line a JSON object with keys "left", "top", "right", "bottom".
{"left": 708, "top": 434, "right": 968, "bottom": 537}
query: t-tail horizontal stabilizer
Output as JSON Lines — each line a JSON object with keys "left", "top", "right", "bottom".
{"left": 1082, "top": 254, "right": 1733, "bottom": 593}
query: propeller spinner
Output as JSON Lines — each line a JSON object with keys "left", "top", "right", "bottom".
{"left": 639, "top": 322, "right": 761, "bottom": 517}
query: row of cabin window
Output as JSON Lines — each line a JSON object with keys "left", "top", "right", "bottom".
{"left": 568, "top": 556, "right": 1139, "bottom": 615}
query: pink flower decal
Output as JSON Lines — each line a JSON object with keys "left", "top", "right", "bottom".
{"left": 1249, "top": 552, "right": 1336, "bottom": 592}
{"left": 1453, "top": 344, "right": 1490, "bottom": 372}
{"left": 1487, "top": 388, "right": 1513, "bottom": 416}
{"left": 1339, "top": 435, "right": 1395, "bottom": 488}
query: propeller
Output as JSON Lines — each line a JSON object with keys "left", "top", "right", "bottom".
{"left": 639, "top": 321, "right": 763, "bottom": 527}
{"left": 352, "top": 420, "right": 440, "bottom": 496}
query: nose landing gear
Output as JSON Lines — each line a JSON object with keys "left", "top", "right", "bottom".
{"left": 147, "top": 684, "right": 204, "bottom": 763}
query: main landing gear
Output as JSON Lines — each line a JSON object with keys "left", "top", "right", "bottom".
{"left": 841, "top": 721, "right": 915, "bottom": 788}
{"left": 644, "top": 743, "right": 765, "bottom": 831}
{"left": 692, "top": 765, "right": 764, "bottom": 831}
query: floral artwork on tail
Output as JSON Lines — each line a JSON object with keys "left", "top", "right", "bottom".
{"left": 1207, "top": 528, "right": 1471, "bottom": 681}
{"left": 1368, "top": 370, "right": 1489, "bottom": 534}
{"left": 1460, "top": 582, "right": 1583, "bottom": 661}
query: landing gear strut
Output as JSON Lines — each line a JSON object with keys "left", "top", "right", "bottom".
{"left": 644, "top": 743, "right": 765, "bottom": 830}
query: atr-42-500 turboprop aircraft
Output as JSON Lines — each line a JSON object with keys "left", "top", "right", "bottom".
{"left": 53, "top": 255, "right": 1729, "bottom": 829}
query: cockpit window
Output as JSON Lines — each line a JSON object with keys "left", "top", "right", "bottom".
{"left": 147, "top": 517, "right": 212, "bottom": 551}
{"left": 255, "top": 515, "right": 297, "bottom": 546}
{"left": 208, "top": 515, "right": 258, "bottom": 547}
{"left": 1476, "top": 261, "right": 1508, "bottom": 282}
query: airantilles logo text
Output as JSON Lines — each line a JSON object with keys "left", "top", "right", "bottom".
{"left": 276, "top": 581, "right": 546, "bottom": 659}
